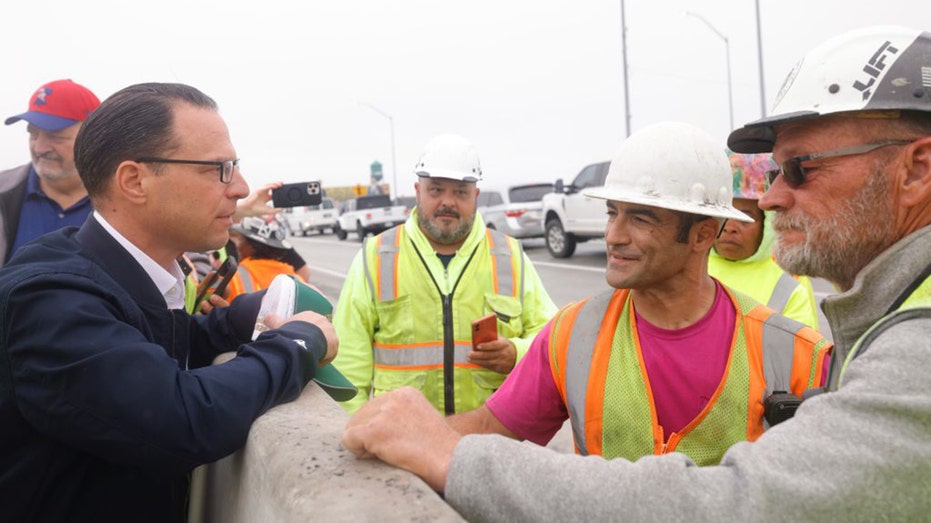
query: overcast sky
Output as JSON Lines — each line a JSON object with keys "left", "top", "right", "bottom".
{"left": 0, "top": 1, "right": 924, "bottom": 197}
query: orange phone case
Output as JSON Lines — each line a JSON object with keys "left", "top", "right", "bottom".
{"left": 471, "top": 313, "right": 498, "bottom": 349}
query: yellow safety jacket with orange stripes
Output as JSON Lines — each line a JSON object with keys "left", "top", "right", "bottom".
{"left": 333, "top": 212, "right": 557, "bottom": 414}
{"left": 549, "top": 285, "right": 832, "bottom": 466}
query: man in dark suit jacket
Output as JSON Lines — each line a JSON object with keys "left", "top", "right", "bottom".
{"left": 0, "top": 83, "right": 339, "bottom": 522}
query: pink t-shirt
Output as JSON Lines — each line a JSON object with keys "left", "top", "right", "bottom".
{"left": 486, "top": 283, "right": 735, "bottom": 445}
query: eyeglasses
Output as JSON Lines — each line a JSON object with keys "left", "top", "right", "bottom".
{"left": 765, "top": 140, "right": 913, "bottom": 188}
{"left": 135, "top": 157, "right": 240, "bottom": 184}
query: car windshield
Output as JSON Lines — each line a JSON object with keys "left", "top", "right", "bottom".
{"left": 509, "top": 184, "right": 554, "bottom": 203}
{"left": 357, "top": 195, "right": 392, "bottom": 210}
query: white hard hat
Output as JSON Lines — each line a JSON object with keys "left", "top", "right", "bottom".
{"left": 584, "top": 122, "right": 753, "bottom": 223}
{"left": 729, "top": 26, "right": 931, "bottom": 153}
{"left": 413, "top": 134, "right": 483, "bottom": 182}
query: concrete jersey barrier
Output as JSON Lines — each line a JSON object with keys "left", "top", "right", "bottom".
{"left": 196, "top": 383, "right": 465, "bottom": 522}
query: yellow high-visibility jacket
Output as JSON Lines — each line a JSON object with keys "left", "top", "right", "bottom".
{"left": 333, "top": 210, "right": 557, "bottom": 414}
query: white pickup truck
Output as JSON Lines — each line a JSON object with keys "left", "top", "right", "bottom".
{"left": 281, "top": 197, "right": 339, "bottom": 236}
{"left": 540, "top": 161, "right": 610, "bottom": 258}
{"left": 335, "top": 194, "right": 409, "bottom": 241}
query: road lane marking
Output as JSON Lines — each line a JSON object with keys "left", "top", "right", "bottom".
{"left": 311, "top": 266, "right": 348, "bottom": 279}
{"left": 531, "top": 260, "right": 605, "bottom": 273}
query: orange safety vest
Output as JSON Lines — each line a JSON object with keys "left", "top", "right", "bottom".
{"left": 226, "top": 258, "right": 303, "bottom": 301}
{"left": 549, "top": 286, "right": 832, "bottom": 465}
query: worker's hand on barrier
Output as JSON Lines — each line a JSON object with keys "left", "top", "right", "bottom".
{"left": 265, "top": 311, "right": 339, "bottom": 366}
{"left": 468, "top": 335, "right": 517, "bottom": 374}
{"left": 343, "top": 387, "right": 459, "bottom": 492}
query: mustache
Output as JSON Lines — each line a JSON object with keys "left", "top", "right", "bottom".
{"left": 434, "top": 207, "right": 460, "bottom": 218}
{"left": 35, "top": 152, "right": 63, "bottom": 162}
{"left": 607, "top": 247, "right": 638, "bottom": 258}
{"left": 771, "top": 213, "right": 807, "bottom": 232}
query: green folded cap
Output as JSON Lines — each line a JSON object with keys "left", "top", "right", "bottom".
{"left": 289, "top": 276, "right": 358, "bottom": 401}
{"left": 313, "top": 364, "right": 358, "bottom": 402}
{"left": 258, "top": 274, "right": 358, "bottom": 402}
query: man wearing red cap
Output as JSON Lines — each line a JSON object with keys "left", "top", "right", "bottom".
{"left": 0, "top": 79, "right": 100, "bottom": 265}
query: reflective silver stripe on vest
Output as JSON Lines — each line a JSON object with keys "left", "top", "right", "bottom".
{"left": 377, "top": 228, "right": 400, "bottom": 301}
{"left": 563, "top": 290, "right": 615, "bottom": 456}
{"left": 767, "top": 272, "right": 798, "bottom": 313}
{"left": 373, "top": 342, "right": 472, "bottom": 366}
{"left": 487, "top": 229, "right": 522, "bottom": 301}
{"left": 760, "top": 313, "right": 806, "bottom": 429}
{"left": 362, "top": 228, "right": 400, "bottom": 302}
{"left": 237, "top": 265, "right": 255, "bottom": 293}
{"left": 365, "top": 227, "right": 523, "bottom": 303}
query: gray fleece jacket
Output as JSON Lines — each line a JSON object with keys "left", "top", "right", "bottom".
{"left": 446, "top": 225, "right": 931, "bottom": 522}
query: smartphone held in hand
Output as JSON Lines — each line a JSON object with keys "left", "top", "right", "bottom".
{"left": 272, "top": 181, "right": 323, "bottom": 208}
{"left": 471, "top": 313, "right": 498, "bottom": 350}
{"left": 194, "top": 257, "right": 238, "bottom": 309}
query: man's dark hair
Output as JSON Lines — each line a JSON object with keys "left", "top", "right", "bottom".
{"left": 676, "top": 212, "right": 714, "bottom": 243}
{"left": 74, "top": 83, "right": 218, "bottom": 198}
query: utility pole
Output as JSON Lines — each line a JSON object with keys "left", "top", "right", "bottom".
{"left": 358, "top": 102, "right": 399, "bottom": 200}
{"left": 755, "top": 0, "right": 767, "bottom": 116}
{"left": 620, "top": 0, "right": 632, "bottom": 137}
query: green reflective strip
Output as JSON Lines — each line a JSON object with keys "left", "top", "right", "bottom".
{"left": 767, "top": 272, "right": 797, "bottom": 313}
{"left": 373, "top": 342, "right": 472, "bottom": 367}
{"left": 564, "top": 290, "right": 614, "bottom": 456}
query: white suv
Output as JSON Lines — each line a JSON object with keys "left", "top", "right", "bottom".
{"left": 477, "top": 183, "right": 553, "bottom": 239}
{"left": 540, "top": 161, "right": 610, "bottom": 258}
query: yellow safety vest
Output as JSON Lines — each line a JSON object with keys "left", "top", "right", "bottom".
{"left": 363, "top": 225, "right": 526, "bottom": 414}
{"left": 708, "top": 254, "right": 819, "bottom": 328}
{"left": 549, "top": 286, "right": 832, "bottom": 465}
{"left": 834, "top": 275, "right": 931, "bottom": 389}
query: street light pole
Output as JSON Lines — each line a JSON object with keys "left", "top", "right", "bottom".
{"left": 685, "top": 11, "right": 734, "bottom": 131}
{"left": 619, "top": 0, "right": 632, "bottom": 137}
{"left": 755, "top": 0, "right": 767, "bottom": 117}
{"left": 358, "top": 102, "right": 398, "bottom": 200}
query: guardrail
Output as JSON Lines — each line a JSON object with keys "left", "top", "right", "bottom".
{"left": 192, "top": 383, "right": 465, "bottom": 522}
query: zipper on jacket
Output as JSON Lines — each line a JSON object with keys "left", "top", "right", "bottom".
{"left": 409, "top": 238, "right": 483, "bottom": 415}
{"left": 442, "top": 294, "right": 454, "bottom": 414}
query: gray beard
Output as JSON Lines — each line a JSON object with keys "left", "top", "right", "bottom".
{"left": 772, "top": 166, "right": 895, "bottom": 290}
{"left": 418, "top": 212, "right": 474, "bottom": 246}
{"left": 34, "top": 166, "right": 78, "bottom": 182}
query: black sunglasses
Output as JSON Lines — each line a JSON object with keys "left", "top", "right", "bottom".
{"left": 765, "top": 140, "right": 913, "bottom": 188}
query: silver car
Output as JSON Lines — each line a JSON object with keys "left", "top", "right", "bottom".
{"left": 477, "top": 183, "right": 554, "bottom": 239}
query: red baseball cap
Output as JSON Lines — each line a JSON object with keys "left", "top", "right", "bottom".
{"left": 5, "top": 79, "right": 100, "bottom": 131}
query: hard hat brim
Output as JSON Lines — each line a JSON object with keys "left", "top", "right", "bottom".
{"left": 727, "top": 110, "right": 820, "bottom": 154}
{"left": 582, "top": 186, "right": 755, "bottom": 223}
{"left": 415, "top": 169, "right": 481, "bottom": 182}
{"left": 230, "top": 224, "right": 292, "bottom": 250}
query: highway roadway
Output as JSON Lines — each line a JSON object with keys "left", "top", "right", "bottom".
{"left": 291, "top": 232, "right": 837, "bottom": 341}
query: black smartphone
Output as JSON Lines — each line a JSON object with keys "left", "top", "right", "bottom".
{"left": 272, "top": 181, "right": 323, "bottom": 208}
{"left": 194, "top": 257, "right": 238, "bottom": 309}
